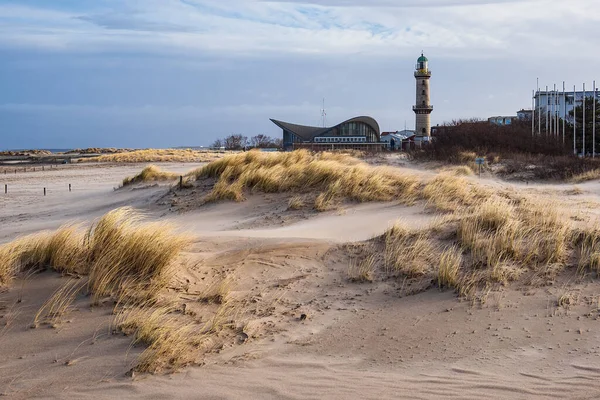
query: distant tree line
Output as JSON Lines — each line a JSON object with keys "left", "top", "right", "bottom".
{"left": 211, "top": 134, "right": 282, "bottom": 150}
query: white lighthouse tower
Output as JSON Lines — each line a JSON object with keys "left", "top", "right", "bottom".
{"left": 413, "top": 52, "right": 433, "bottom": 143}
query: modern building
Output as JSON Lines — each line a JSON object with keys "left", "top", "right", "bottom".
{"left": 413, "top": 53, "right": 433, "bottom": 143}
{"left": 270, "top": 116, "right": 384, "bottom": 151}
{"left": 534, "top": 90, "right": 600, "bottom": 124}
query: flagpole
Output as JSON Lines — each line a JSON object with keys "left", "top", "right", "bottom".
{"left": 537, "top": 78, "right": 541, "bottom": 136}
{"left": 574, "top": 85, "right": 577, "bottom": 155}
{"left": 546, "top": 85, "right": 549, "bottom": 135}
{"left": 552, "top": 83, "right": 558, "bottom": 137}
{"left": 563, "top": 81, "right": 566, "bottom": 146}
{"left": 556, "top": 85, "right": 559, "bottom": 138}
{"left": 583, "top": 83, "right": 586, "bottom": 157}
{"left": 594, "top": 80, "right": 597, "bottom": 158}
{"left": 551, "top": 86, "right": 554, "bottom": 137}
{"left": 531, "top": 89, "right": 535, "bottom": 137}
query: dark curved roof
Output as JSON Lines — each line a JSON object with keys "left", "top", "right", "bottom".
{"left": 270, "top": 116, "right": 380, "bottom": 141}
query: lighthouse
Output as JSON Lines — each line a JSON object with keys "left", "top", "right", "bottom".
{"left": 413, "top": 52, "right": 433, "bottom": 143}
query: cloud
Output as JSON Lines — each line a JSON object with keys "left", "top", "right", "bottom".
{"left": 1, "top": 0, "right": 597, "bottom": 60}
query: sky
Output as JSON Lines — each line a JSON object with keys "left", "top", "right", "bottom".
{"left": 1, "top": 0, "right": 600, "bottom": 149}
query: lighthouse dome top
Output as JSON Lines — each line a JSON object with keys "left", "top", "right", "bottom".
{"left": 417, "top": 54, "right": 428, "bottom": 63}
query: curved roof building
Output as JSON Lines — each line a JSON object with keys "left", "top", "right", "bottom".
{"left": 270, "top": 116, "right": 381, "bottom": 150}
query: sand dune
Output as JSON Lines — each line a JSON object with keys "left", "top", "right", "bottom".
{"left": 3, "top": 160, "right": 600, "bottom": 399}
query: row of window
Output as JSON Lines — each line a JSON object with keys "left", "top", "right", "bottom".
{"left": 314, "top": 137, "right": 367, "bottom": 143}
{"left": 543, "top": 95, "right": 600, "bottom": 106}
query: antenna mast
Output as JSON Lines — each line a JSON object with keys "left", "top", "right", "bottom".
{"left": 321, "top": 98, "right": 327, "bottom": 128}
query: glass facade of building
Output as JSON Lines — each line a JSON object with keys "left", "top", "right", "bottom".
{"left": 283, "top": 129, "right": 302, "bottom": 146}
{"left": 327, "top": 122, "right": 378, "bottom": 142}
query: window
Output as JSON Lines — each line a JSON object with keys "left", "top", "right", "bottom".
{"left": 422, "top": 90, "right": 425, "bottom": 95}
{"left": 422, "top": 128, "right": 426, "bottom": 134}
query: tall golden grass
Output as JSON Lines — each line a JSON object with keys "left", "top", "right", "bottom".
{"left": 0, "top": 208, "right": 195, "bottom": 372}
{"left": 571, "top": 169, "right": 600, "bottom": 183}
{"left": 86, "top": 208, "right": 191, "bottom": 303}
{"left": 192, "top": 150, "right": 421, "bottom": 209}
{"left": 0, "top": 208, "right": 190, "bottom": 302}
{"left": 114, "top": 304, "right": 201, "bottom": 373}
{"left": 367, "top": 190, "right": 589, "bottom": 302}
{"left": 383, "top": 222, "right": 435, "bottom": 277}
{"left": 122, "top": 165, "right": 179, "bottom": 186}
{"left": 81, "top": 149, "right": 230, "bottom": 163}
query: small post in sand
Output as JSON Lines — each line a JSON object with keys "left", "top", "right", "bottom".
{"left": 69, "top": 183, "right": 71, "bottom": 192}
{"left": 179, "top": 176, "right": 183, "bottom": 190}
{"left": 4, "top": 184, "right": 6, "bottom": 194}
{"left": 475, "top": 157, "right": 485, "bottom": 178}
{"left": 44, "top": 188, "right": 46, "bottom": 196}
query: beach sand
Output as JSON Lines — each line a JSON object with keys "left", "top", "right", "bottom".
{"left": 3, "top": 161, "right": 600, "bottom": 399}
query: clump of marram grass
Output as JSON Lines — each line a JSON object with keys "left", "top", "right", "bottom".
{"left": 383, "top": 222, "right": 435, "bottom": 277}
{"left": 122, "top": 165, "right": 179, "bottom": 186}
{"left": 113, "top": 303, "right": 209, "bottom": 373}
{"left": 422, "top": 173, "right": 490, "bottom": 212}
{"left": 572, "top": 169, "right": 600, "bottom": 183}
{"left": 348, "top": 255, "right": 376, "bottom": 283}
{"left": 81, "top": 149, "right": 229, "bottom": 163}
{"left": 192, "top": 150, "right": 421, "bottom": 209}
{"left": 557, "top": 289, "right": 579, "bottom": 309}
{"left": 573, "top": 225, "right": 600, "bottom": 275}
{"left": 287, "top": 196, "right": 305, "bottom": 210}
{"left": 114, "top": 303, "right": 203, "bottom": 373}
{"left": 455, "top": 196, "right": 570, "bottom": 272}
{"left": 0, "top": 208, "right": 190, "bottom": 303}
{"left": 86, "top": 208, "right": 191, "bottom": 303}
{"left": 436, "top": 246, "right": 462, "bottom": 289}
{"left": 443, "top": 165, "right": 474, "bottom": 176}
{"left": 350, "top": 188, "right": 581, "bottom": 303}
{"left": 0, "top": 237, "right": 30, "bottom": 286}
{"left": 33, "top": 279, "right": 87, "bottom": 328}
{"left": 0, "top": 227, "right": 88, "bottom": 286}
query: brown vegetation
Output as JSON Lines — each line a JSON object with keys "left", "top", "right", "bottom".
{"left": 80, "top": 149, "right": 230, "bottom": 163}
{"left": 413, "top": 121, "right": 600, "bottom": 181}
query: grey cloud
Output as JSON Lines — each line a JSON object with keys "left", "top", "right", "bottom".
{"left": 261, "top": 0, "right": 537, "bottom": 7}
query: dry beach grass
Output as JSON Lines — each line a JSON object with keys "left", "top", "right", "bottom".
{"left": 81, "top": 148, "right": 229, "bottom": 163}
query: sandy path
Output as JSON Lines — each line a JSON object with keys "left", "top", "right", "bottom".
{"left": 0, "top": 163, "right": 201, "bottom": 241}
